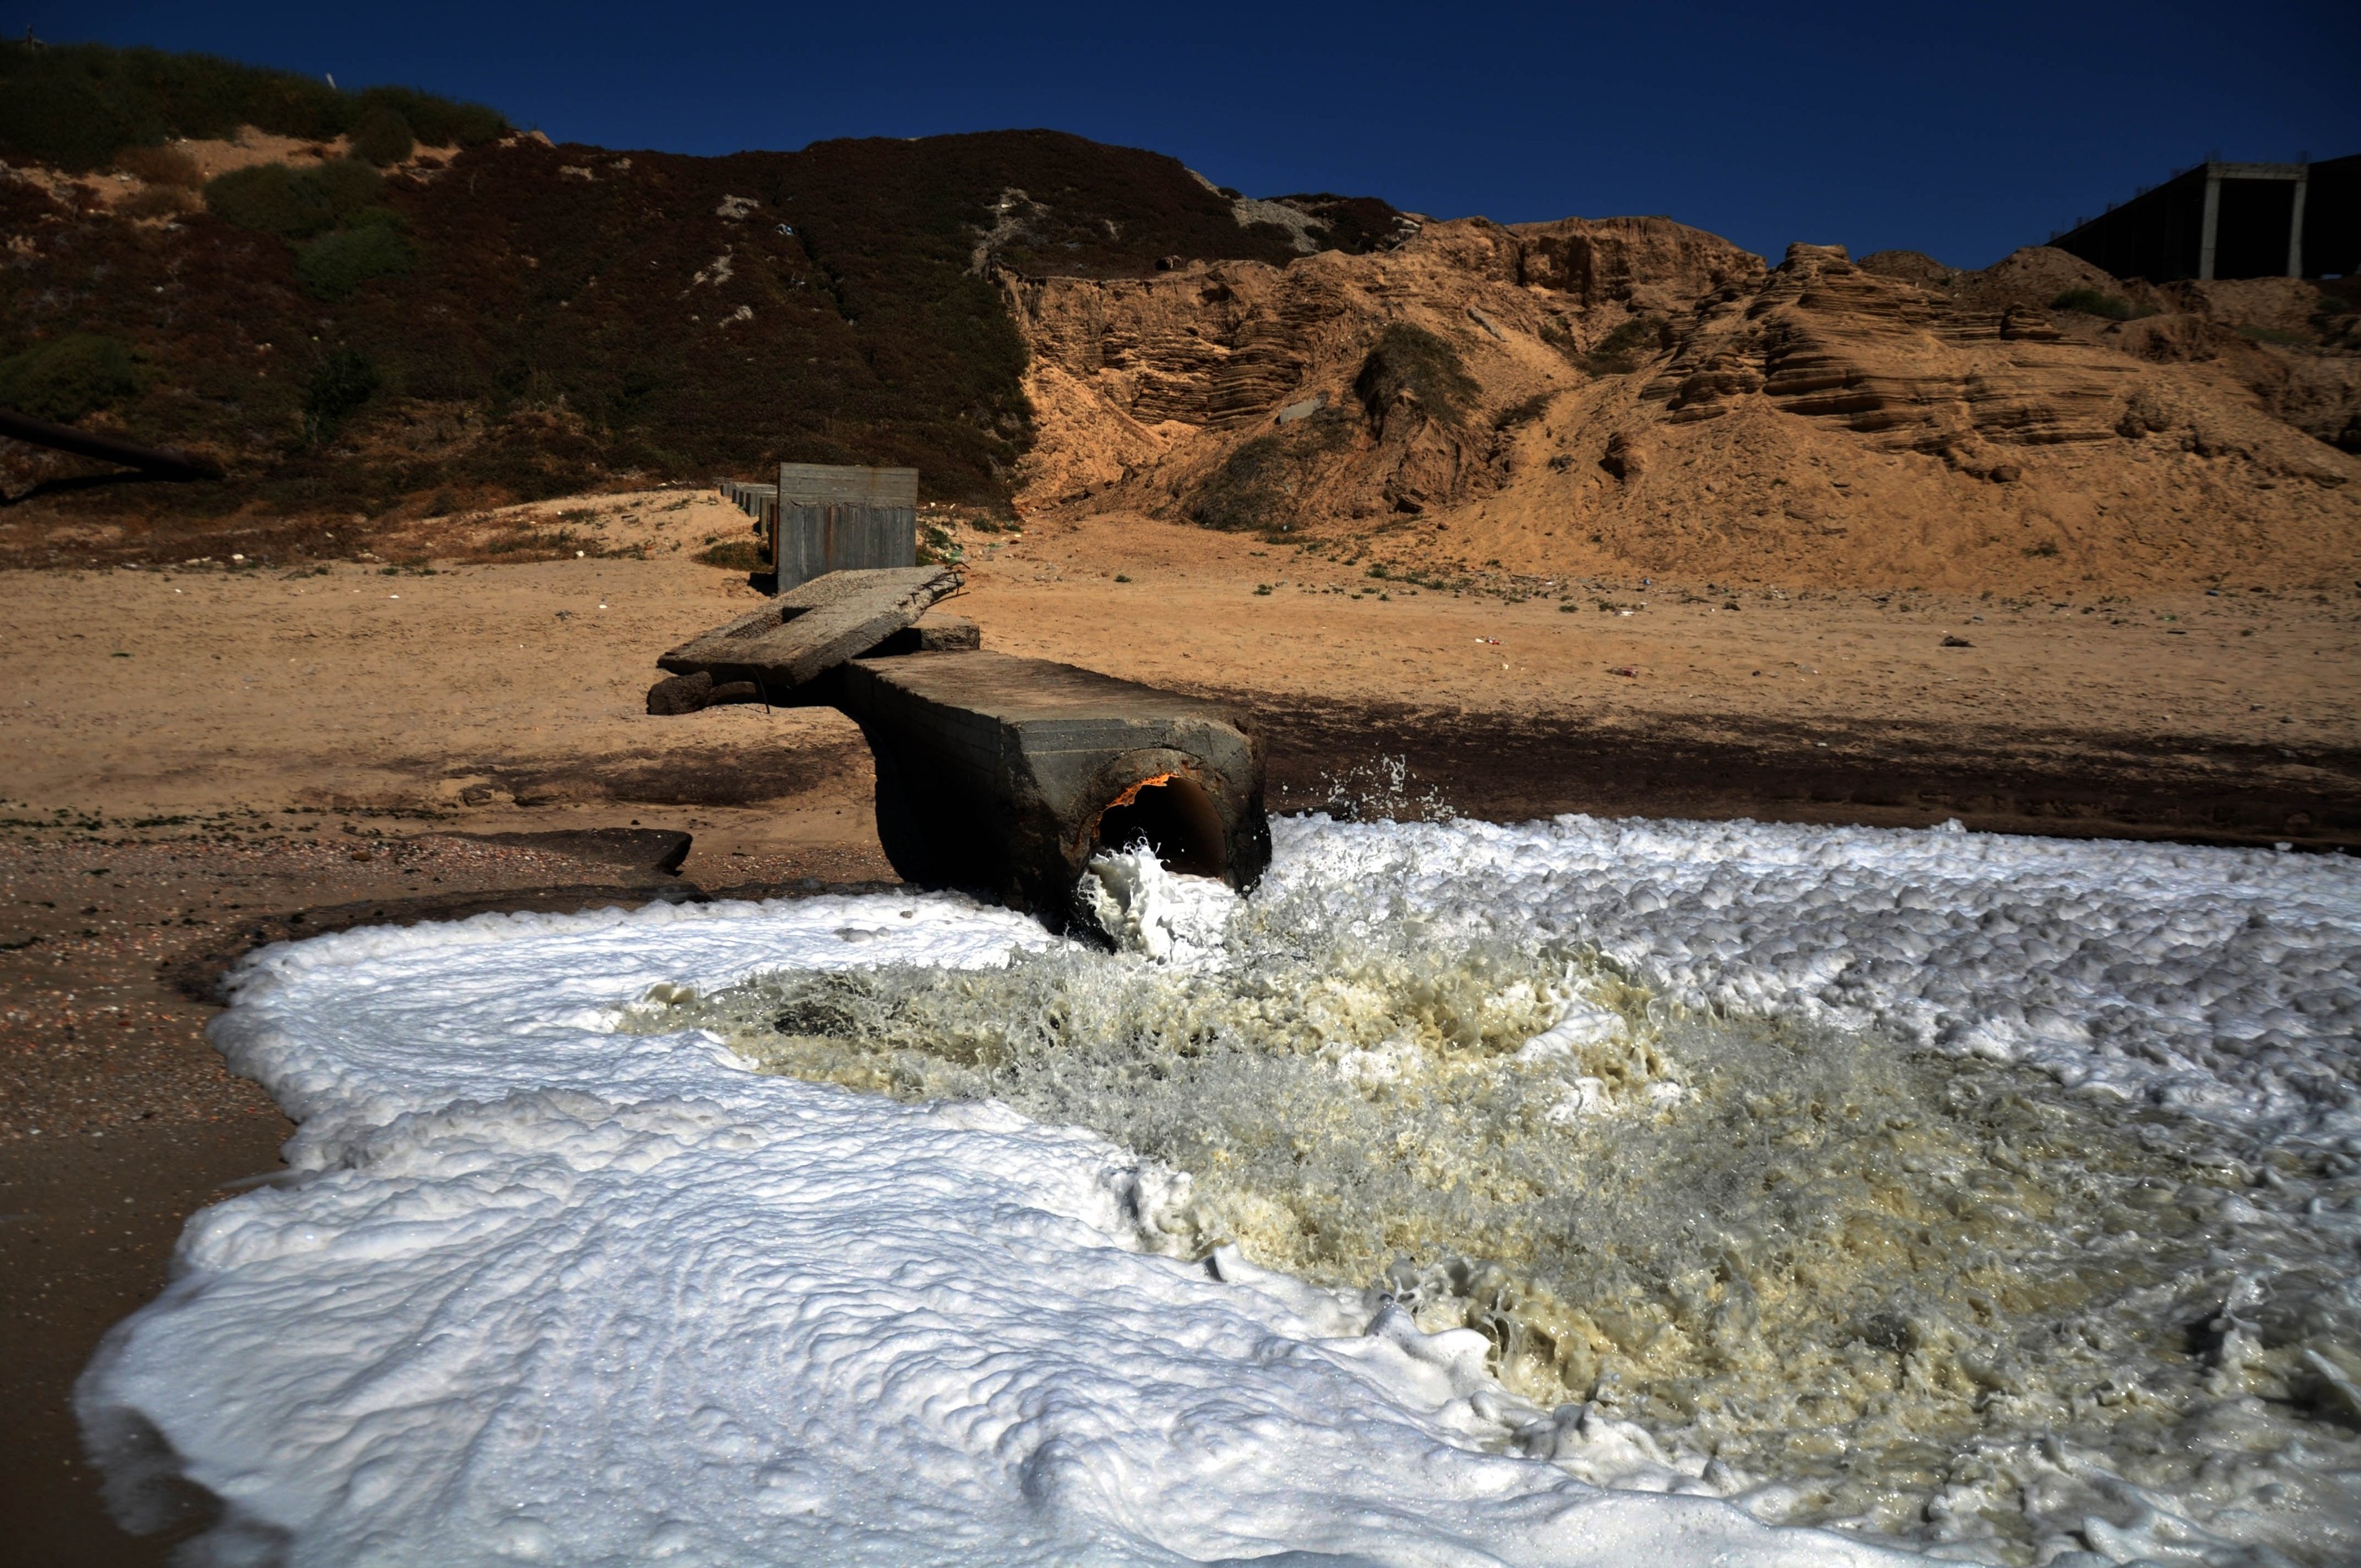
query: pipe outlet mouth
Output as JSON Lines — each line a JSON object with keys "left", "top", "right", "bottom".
{"left": 1091, "top": 772, "right": 1227, "bottom": 879}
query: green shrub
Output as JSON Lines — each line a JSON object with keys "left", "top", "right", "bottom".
{"left": 1191, "top": 436, "right": 1290, "bottom": 531}
{"left": 205, "top": 157, "right": 384, "bottom": 238}
{"left": 2050, "top": 286, "right": 2133, "bottom": 321}
{"left": 301, "top": 348, "right": 381, "bottom": 440}
{"left": 1353, "top": 323, "right": 1478, "bottom": 426}
{"left": 308, "top": 156, "right": 384, "bottom": 214}
{"left": 296, "top": 226, "right": 415, "bottom": 300}
{"left": 1581, "top": 316, "right": 1667, "bottom": 374}
{"left": 0, "top": 333, "right": 141, "bottom": 421}
{"left": 114, "top": 142, "right": 202, "bottom": 187}
{"left": 204, "top": 162, "right": 335, "bottom": 237}
{"left": 349, "top": 105, "right": 414, "bottom": 166}
{"left": 0, "top": 57, "right": 142, "bottom": 172}
{"left": 1189, "top": 409, "right": 1355, "bottom": 530}
{"left": 351, "top": 85, "right": 504, "bottom": 151}
{"left": 696, "top": 539, "right": 766, "bottom": 570}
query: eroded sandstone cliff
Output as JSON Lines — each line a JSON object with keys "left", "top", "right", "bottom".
{"left": 1008, "top": 225, "right": 2361, "bottom": 590}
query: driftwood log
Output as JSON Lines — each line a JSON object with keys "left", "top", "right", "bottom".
{"left": 0, "top": 407, "right": 222, "bottom": 480}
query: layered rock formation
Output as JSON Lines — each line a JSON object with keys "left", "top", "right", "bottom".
{"left": 1008, "top": 217, "right": 1758, "bottom": 517}
{"left": 1009, "top": 226, "right": 2361, "bottom": 590}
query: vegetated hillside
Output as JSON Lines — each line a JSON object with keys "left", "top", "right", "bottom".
{"left": 1012, "top": 224, "right": 2361, "bottom": 592}
{"left": 0, "top": 47, "right": 1408, "bottom": 541}
{"left": 0, "top": 37, "right": 507, "bottom": 172}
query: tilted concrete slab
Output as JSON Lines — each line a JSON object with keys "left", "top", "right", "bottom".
{"left": 656, "top": 566, "right": 959, "bottom": 694}
{"left": 863, "top": 615, "right": 979, "bottom": 657}
{"left": 645, "top": 613, "right": 982, "bottom": 714}
{"left": 839, "top": 650, "right": 1269, "bottom": 924}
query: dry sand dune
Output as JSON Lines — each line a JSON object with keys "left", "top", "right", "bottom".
{"left": 1010, "top": 227, "right": 2359, "bottom": 597}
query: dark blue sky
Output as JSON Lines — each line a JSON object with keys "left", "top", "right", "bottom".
{"left": 42, "top": 1, "right": 2361, "bottom": 269}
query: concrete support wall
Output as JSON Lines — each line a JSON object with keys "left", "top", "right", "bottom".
{"left": 777, "top": 464, "right": 919, "bottom": 508}
{"left": 2289, "top": 173, "right": 2309, "bottom": 279}
{"left": 2199, "top": 172, "right": 2222, "bottom": 281}
{"left": 771, "top": 464, "right": 919, "bottom": 592}
{"left": 2212, "top": 171, "right": 2301, "bottom": 279}
{"left": 716, "top": 470, "right": 919, "bottom": 590}
{"left": 2056, "top": 157, "right": 2346, "bottom": 281}
{"left": 2053, "top": 164, "right": 2209, "bottom": 281}
{"left": 774, "top": 502, "right": 916, "bottom": 591}
{"left": 719, "top": 481, "right": 780, "bottom": 539}
{"left": 2306, "top": 155, "right": 2360, "bottom": 278}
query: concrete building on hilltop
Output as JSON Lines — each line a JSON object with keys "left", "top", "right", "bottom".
{"left": 2050, "top": 155, "right": 2357, "bottom": 281}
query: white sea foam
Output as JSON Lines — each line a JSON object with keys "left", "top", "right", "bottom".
{"left": 1261, "top": 814, "right": 2361, "bottom": 1138}
{"left": 75, "top": 818, "right": 2361, "bottom": 1566}
{"left": 1078, "top": 846, "right": 1238, "bottom": 964}
{"left": 77, "top": 888, "right": 1910, "bottom": 1566}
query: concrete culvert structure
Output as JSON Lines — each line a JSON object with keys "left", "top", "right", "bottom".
{"left": 650, "top": 562, "right": 1271, "bottom": 929}
{"left": 846, "top": 655, "right": 1270, "bottom": 929}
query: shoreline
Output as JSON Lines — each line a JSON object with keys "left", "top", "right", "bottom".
{"left": 32, "top": 804, "right": 2361, "bottom": 1565}
{"left": 1245, "top": 694, "right": 2361, "bottom": 852}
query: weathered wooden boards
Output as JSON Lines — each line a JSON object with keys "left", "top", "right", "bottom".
{"left": 646, "top": 611, "right": 980, "bottom": 714}
{"left": 650, "top": 566, "right": 960, "bottom": 708}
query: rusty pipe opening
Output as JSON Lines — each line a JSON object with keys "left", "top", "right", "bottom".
{"left": 1090, "top": 773, "right": 1227, "bottom": 879}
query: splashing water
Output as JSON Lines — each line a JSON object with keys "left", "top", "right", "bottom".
{"left": 634, "top": 831, "right": 2361, "bottom": 1566}
{"left": 1074, "top": 844, "right": 1237, "bottom": 963}
{"left": 1303, "top": 752, "right": 1459, "bottom": 824}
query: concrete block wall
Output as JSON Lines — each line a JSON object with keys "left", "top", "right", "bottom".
{"left": 718, "top": 466, "right": 919, "bottom": 590}
{"left": 772, "top": 464, "right": 918, "bottom": 592}
{"left": 777, "top": 463, "right": 919, "bottom": 508}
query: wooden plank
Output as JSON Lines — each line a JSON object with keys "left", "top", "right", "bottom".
{"left": 655, "top": 566, "right": 959, "bottom": 689}
{"left": 772, "top": 565, "right": 951, "bottom": 614}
